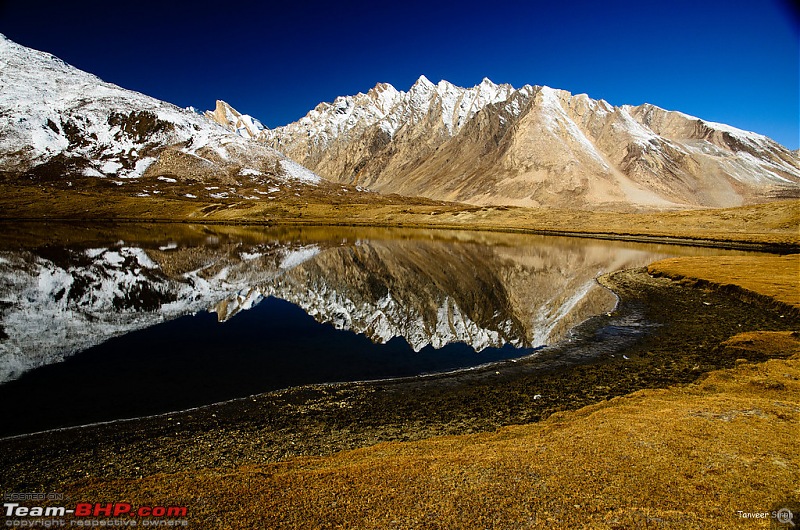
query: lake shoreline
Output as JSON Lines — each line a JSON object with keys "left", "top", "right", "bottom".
{"left": 0, "top": 216, "right": 797, "bottom": 253}
{"left": 1, "top": 264, "right": 797, "bottom": 494}
{"left": 0, "top": 185, "right": 797, "bottom": 250}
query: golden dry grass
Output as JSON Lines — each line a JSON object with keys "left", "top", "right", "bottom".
{"left": 59, "top": 255, "right": 800, "bottom": 529}
{"left": 1, "top": 183, "right": 798, "bottom": 247}
{"left": 68, "top": 332, "right": 800, "bottom": 529}
{"left": 648, "top": 255, "right": 800, "bottom": 309}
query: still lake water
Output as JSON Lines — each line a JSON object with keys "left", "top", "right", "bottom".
{"left": 0, "top": 224, "right": 744, "bottom": 436}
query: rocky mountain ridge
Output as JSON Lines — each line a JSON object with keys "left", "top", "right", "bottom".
{"left": 216, "top": 76, "right": 800, "bottom": 210}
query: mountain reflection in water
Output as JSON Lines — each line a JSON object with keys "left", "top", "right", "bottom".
{"left": 0, "top": 225, "right": 725, "bottom": 434}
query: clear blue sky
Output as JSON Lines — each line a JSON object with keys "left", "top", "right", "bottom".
{"left": 2, "top": 0, "right": 798, "bottom": 148}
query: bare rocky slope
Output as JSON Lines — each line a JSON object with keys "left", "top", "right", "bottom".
{"left": 213, "top": 76, "right": 800, "bottom": 210}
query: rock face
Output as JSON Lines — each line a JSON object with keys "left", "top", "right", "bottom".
{"left": 204, "top": 100, "right": 266, "bottom": 140}
{"left": 0, "top": 34, "right": 322, "bottom": 197}
{"left": 257, "top": 76, "right": 800, "bottom": 210}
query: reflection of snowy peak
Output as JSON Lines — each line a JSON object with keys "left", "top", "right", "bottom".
{"left": 0, "top": 231, "right": 674, "bottom": 384}
{"left": 262, "top": 241, "right": 529, "bottom": 352}
{"left": 0, "top": 34, "right": 321, "bottom": 193}
{"left": 260, "top": 76, "right": 800, "bottom": 209}
{"left": 0, "top": 241, "right": 321, "bottom": 383}
{"left": 265, "top": 279, "right": 519, "bottom": 353}
{"left": 256, "top": 240, "right": 625, "bottom": 353}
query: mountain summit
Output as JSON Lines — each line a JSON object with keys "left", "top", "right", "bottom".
{"left": 257, "top": 77, "right": 800, "bottom": 210}
{"left": 2, "top": 30, "right": 796, "bottom": 213}
{"left": 204, "top": 100, "right": 267, "bottom": 141}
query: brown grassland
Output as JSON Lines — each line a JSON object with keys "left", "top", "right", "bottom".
{"left": 1, "top": 181, "right": 798, "bottom": 249}
{"left": 68, "top": 330, "right": 799, "bottom": 529}
{"left": 17, "top": 254, "right": 798, "bottom": 529}
{"left": 649, "top": 255, "right": 800, "bottom": 310}
{"left": 1, "top": 180, "right": 799, "bottom": 528}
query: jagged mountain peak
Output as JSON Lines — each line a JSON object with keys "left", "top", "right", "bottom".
{"left": 258, "top": 77, "right": 799, "bottom": 210}
{"left": 263, "top": 76, "right": 524, "bottom": 152}
{"left": 204, "top": 99, "right": 267, "bottom": 140}
{"left": 413, "top": 74, "right": 435, "bottom": 88}
{"left": 368, "top": 82, "right": 400, "bottom": 96}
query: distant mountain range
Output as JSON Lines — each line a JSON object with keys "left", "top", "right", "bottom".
{"left": 211, "top": 77, "right": 799, "bottom": 210}
{"left": 1, "top": 33, "right": 798, "bottom": 211}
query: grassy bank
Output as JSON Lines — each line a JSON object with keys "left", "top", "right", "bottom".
{"left": 67, "top": 331, "right": 799, "bottom": 529}
{"left": 648, "top": 255, "right": 800, "bottom": 311}
{"left": 1, "top": 255, "right": 798, "bottom": 528}
{"left": 1, "top": 183, "right": 798, "bottom": 250}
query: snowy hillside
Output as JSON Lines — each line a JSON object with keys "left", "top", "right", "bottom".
{"left": 0, "top": 34, "right": 321, "bottom": 192}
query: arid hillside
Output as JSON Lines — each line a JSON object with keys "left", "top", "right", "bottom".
{"left": 240, "top": 77, "right": 800, "bottom": 210}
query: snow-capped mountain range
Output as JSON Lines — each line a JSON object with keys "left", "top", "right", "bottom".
{"left": 0, "top": 33, "right": 322, "bottom": 201}
{"left": 2, "top": 31, "right": 798, "bottom": 212}
{"left": 209, "top": 75, "right": 800, "bottom": 210}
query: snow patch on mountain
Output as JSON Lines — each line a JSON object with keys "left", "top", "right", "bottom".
{"left": 0, "top": 33, "right": 323, "bottom": 189}
{"left": 279, "top": 159, "right": 322, "bottom": 184}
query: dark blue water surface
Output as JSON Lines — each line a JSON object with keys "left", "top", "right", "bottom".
{"left": 0, "top": 296, "right": 536, "bottom": 436}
